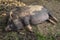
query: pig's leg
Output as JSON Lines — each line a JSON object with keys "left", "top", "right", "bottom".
{"left": 23, "top": 16, "right": 33, "bottom": 32}
{"left": 48, "top": 19, "right": 56, "bottom": 25}
{"left": 48, "top": 12, "right": 58, "bottom": 23}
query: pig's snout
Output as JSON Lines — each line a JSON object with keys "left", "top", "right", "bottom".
{"left": 5, "top": 25, "right": 12, "bottom": 31}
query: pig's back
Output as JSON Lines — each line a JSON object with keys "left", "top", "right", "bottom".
{"left": 28, "top": 5, "right": 49, "bottom": 24}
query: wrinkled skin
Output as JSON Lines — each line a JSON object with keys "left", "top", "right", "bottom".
{"left": 5, "top": 5, "right": 58, "bottom": 32}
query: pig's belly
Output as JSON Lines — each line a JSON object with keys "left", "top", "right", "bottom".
{"left": 30, "top": 13, "right": 49, "bottom": 24}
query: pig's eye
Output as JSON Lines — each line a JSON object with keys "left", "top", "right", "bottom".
{"left": 11, "top": 14, "right": 15, "bottom": 17}
{"left": 11, "top": 14, "right": 17, "bottom": 19}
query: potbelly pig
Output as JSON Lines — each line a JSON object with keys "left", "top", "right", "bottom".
{"left": 6, "top": 5, "right": 58, "bottom": 32}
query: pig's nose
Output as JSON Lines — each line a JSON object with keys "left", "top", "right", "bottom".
{"left": 5, "top": 25, "right": 11, "bottom": 31}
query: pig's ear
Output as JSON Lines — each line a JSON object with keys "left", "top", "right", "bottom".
{"left": 10, "top": 11, "right": 13, "bottom": 19}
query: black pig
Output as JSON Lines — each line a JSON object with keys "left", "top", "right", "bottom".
{"left": 6, "top": 5, "right": 58, "bottom": 32}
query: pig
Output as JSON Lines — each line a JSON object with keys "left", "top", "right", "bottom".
{"left": 6, "top": 5, "right": 58, "bottom": 32}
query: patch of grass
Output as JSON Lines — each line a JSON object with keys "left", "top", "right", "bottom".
{"left": 36, "top": 32, "right": 55, "bottom": 40}
{"left": 3, "top": 32, "right": 19, "bottom": 40}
